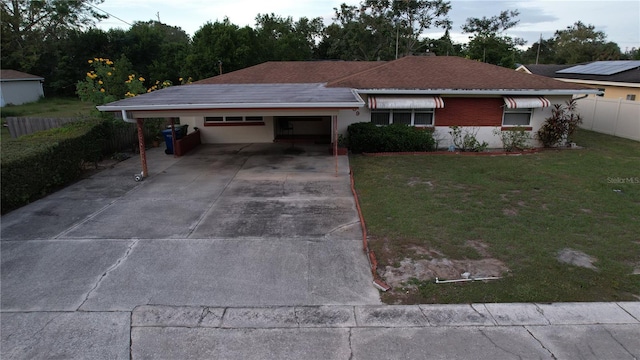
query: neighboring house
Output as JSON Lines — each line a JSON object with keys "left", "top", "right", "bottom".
{"left": 98, "top": 56, "right": 597, "bottom": 164}
{"left": 516, "top": 61, "right": 640, "bottom": 101}
{"left": 0, "top": 70, "right": 45, "bottom": 107}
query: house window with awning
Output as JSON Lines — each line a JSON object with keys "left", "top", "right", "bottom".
{"left": 502, "top": 96, "right": 550, "bottom": 127}
{"left": 371, "top": 109, "right": 434, "bottom": 126}
{"left": 368, "top": 96, "right": 443, "bottom": 127}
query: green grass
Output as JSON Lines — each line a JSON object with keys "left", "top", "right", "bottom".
{"left": 350, "top": 129, "right": 640, "bottom": 303}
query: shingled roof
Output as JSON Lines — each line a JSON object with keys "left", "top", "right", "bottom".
{"left": 326, "top": 56, "right": 588, "bottom": 90}
{"left": 194, "top": 56, "right": 589, "bottom": 91}
{"left": 194, "top": 61, "right": 383, "bottom": 84}
{"left": 0, "top": 69, "right": 44, "bottom": 81}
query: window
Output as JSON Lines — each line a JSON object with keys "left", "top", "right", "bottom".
{"left": 370, "top": 109, "right": 434, "bottom": 126}
{"left": 503, "top": 108, "right": 532, "bottom": 126}
{"left": 597, "top": 88, "right": 605, "bottom": 97}
{"left": 626, "top": 94, "right": 636, "bottom": 101}
{"left": 371, "top": 110, "right": 391, "bottom": 125}
{"left": 204, "top": 116, "right": 264, "bottom": 124}
{"left": 393, "top": 111, "right": 412, "bottom": 125}
{"left": 413, "top": 109, "right": 434, "bottom": 125}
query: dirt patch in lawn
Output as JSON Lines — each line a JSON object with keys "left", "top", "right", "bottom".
{"left": 379, "top": 241, "right": 509, "bottom": 290}
{"left": 381, "top": 257, "right": 509, "bottom": 289}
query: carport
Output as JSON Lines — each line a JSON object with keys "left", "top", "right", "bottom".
{"left": 97, "top": 83, "right": 364, "bottom": 180}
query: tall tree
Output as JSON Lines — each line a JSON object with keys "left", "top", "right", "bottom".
{"left": 319, "top": 0, "right": 451, "bottom": 61}
{"left": 622, "top": 47, "right": 640, "bottom": 60}
{"left": 254, "top": 13, "right": 323, "bottom": 61}
{"left": 1, "top": 0, "right": 107, "bottom": 71}
{"left": 519, "top": 37, "right": 555, "bottom": 65}
{"left": 552, "top": 21, "right": 621, "bottom": 63}
{"left": 461, "top": 10, "right": 525, "bottom": 68}
{"left": 392, "top": 0, "right": 451, "bottom": 56}
{"left": 183, "top": 19, "right": 258, "bottom": 80}
{"left": 47, "top": 28, "right": 116, "bottom": 96}
{"left": 120, "top": 21, "right": 190, "bottom": 86}
{"left": 421, "top": 29, "right": 462, "bottom": 56}
{"left": 319, "top": 3, "right": 392, "bottom": 60}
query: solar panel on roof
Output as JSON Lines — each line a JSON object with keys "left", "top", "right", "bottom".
{"left": 557, "top": 61, "right": 640, "bottom": 75}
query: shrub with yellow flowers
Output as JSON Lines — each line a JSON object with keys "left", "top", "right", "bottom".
{"left": 77, "top": 56, "right": 189, "bottom": 106}
{"left": 76, "top": 55, "right": 139, "bottom": 105}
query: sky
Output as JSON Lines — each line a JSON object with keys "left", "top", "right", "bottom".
{"left": 94, "top": 0, "right": 640, "bottom": 52}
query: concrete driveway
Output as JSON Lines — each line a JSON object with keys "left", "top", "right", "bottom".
{"left": 1, "top": 143, "right": 379, "bottom": 357}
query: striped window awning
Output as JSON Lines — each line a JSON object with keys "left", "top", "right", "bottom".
{"left": 368, "top": 96, "right": 445, "bottom": 109}
{"left": 503, "top": 96, "right": 550, "bottom": 109}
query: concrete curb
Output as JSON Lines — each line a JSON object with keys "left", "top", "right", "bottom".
{"left": 131, "top": 303, "right": 640, "bottom": 329}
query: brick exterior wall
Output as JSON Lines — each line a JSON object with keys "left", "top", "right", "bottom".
{"left": 435, "top": 98, "right": 504, "bottom": 127}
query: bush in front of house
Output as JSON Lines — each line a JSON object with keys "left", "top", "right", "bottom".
{"left": 1, "top": 119, "right": 107, "bottom": 213}
{"left": 537, "top": 99, "right": 583, "bottom": 147}
{"left": 347, "top": 122, "right": 436, "bottom": 153}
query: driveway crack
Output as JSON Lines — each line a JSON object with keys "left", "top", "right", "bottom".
{"left": 525, "top": 326, "right": 558, "bottom": 360}
{"left": 479, "top": 328, "right": 524, "bottom": 360}
{"left": 77, "top": 239, "right": 139, "bottom": 310}
{"left": 533, "top": 304, "right": 551, "bottom": 325}
{"left": 347, "top": 328, "right": 354, "bottom": 360}
{"left": 603, "top": 326, "right": 635, "bottom": 358}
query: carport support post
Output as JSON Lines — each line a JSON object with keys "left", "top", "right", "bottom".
{"left": 333, "top": 115, "right": 338, "bottom": 177}
{"left": 170, "top": 117, "right": 177, "bottom": 158}
{"left": 136, "top": 118, "right": 148, "bottom": 178}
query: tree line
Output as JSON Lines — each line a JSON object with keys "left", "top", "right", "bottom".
{"left": 2, "top": 0, "right": 638, "bottom": 98}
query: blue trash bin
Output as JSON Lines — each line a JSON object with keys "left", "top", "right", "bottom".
{"left": 162, "top": 127, "right": 184, "bottom": 154}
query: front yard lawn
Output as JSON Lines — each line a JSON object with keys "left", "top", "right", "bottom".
{"left": 350, "top": 129, "right": 640, "bottom": 304}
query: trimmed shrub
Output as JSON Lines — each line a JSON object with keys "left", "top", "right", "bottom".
{"left": 348, "top": 122, "right": 435, "bottom": 153}
{"left": 1, "top": 119, "right": 107, "bottom": 213}
{"left": 493, "top": 126, "right": 531, "bottom": 151}
{"left": 449, "top": 126, "right": 488, "bottom": 152}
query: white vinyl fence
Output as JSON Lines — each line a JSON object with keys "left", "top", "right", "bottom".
{"left": 577, "top": 97, "right": 640, "bottom": 141}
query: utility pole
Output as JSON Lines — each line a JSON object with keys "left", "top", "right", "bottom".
{"left": 395, "top": 21, "right": 399, "bottom": 60}
{"left": 535, "top": 33, "right": 542, "bottom": 64}
{"left": 156, "top": 12, "right": 160, "bottom": 23}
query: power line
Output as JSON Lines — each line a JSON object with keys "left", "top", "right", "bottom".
{"left": 87, "top": 2, "right": 133, "bottom": 27}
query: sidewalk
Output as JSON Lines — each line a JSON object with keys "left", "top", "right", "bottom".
{"left": 3, "top": 303, "right": 638, "bottom": 359}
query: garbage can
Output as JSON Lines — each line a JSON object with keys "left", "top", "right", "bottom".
{"left": 167, "top": 124, "right": 188, "bottom": 137}
{"left": 179, "top": 124, "right": 188, "bottom": 135}
{"left": 162, "top": 127, "right": 184, "bottom": 154}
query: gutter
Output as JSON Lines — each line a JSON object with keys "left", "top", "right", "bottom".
{"left": 555, "top": 78, "right": 640, "bottom": 88}
{"left": 0, "top": 78, "right": 45, "bottom": 82}
{"left": 356, "top": 89, "right": 601, "bottom": 96}
{"left": 120, "top": 110, "right": 137, "bottom": 123}
{"left": 97, "top": 101, "right": 365, "bottom": 112}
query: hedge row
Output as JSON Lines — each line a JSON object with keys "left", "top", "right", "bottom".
{"left": 1, "top": 119, "right": 107, "bottom": 213}
{"left": 347, "top": 122, "right": 436, "bottom": 153}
